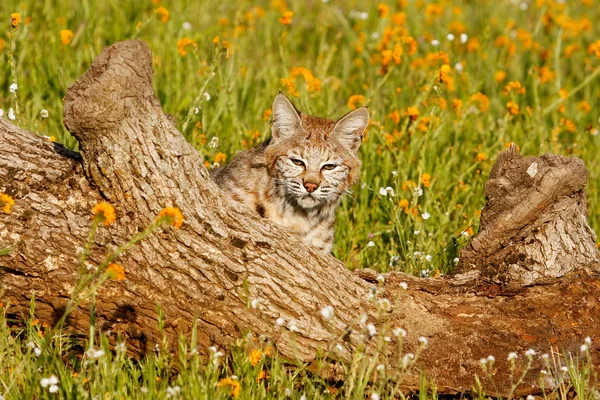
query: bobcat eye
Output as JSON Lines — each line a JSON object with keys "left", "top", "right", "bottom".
{"left": 321, "top": 164, "right": 337, "bottom": 171}
{"left": 290, "top": 158, "right": 305, "bottom": 167}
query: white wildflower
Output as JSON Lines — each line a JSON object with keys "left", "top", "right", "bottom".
{"left": 367, "top": 323, "right": 377, "bottom": 337}
{"left": 49, "top": 385, "right": 59, "bottom": 393}
{"left": 418, "top": 336, "right": 428, "bottom": 347}
{"left": 208, "top": 136, "right": 219, "bottom": 149}
{"left": 425, "top": 255, "right": 432, "bottom": 262}
{"left": 520, "top": 2, "right": 528, "bottom": 10}
{"left": 560, "top": 366, "right": 568, "bottom": 372}
{"left": 250, "top": 298, "right": 261, "bottom": 309}
{"left": 460, "top": 33, "right": 468, "bottom": 43}
{"left": 508, "top": 352, "right": 518, "bottom": 361}
{"left": 487, "top": 355, "right": 495, "bottom": 363}
{"left": 86, "top": 348, "right": 105, "bottom": 359}
{"left": 371, "top": 393, "right": 380, "bottom": 400}
{"left": 41, "top": 109, "right": 49, "bottom": 118}
{"left": 391, "top": 170, "right": 398, "bottom": 176}
{"left": 585, "top": 337, "right": 592, "bottom": 345}
{"left": 367, "top": 241, "right": 375, "bottom": 248}
{"left": 414, "top": 187, "right": 423, "bottom": 197}
{"left": 377, "top": 274, "right": 384, "bottom": 284}
{"left": 541, "top": 353, "right": 549, "bottom": 360}
{"left": 0, "top": 109, "right": 3, "bottom": 119}
{"left": 300, "top": 396, "right": 307, "bottom": 400}
{"left": 203, "top": 92, "right": 211, "bottom": 101}
{"left": 393, "top": 327, "right": 407, "bottom": 338}
{"left": 399, "top": 281, "right": 408, "bottom": 290}
{"left": 284, "top": 388, "right": 292, "bottom": 396}
{"left": 275, "top": 317, "right": 284, "bottom": 327}
{"left": 455, "top": 62, "right": 464, "bottom": 73}
{"left": 525, "top": 349, "right": 536, "bottom": 357}
{"left": 9, "top": 83, "right": 17, "bottom": 93}
{"left": 376, "top": 363, "right": 385, "bottom": 372}
{"left": 320, "top": 305, "right": 334, "bottom": 319}
{"left": 140, "top": 387, "right": 149, "bottom": 394}
{"left": 453, "top": 257, "right": 460, "bottom": 264}
{"left": 182, "top": 22, "right": 192, "bottom": 31}
{"left": 447, "top": 33, "right": 455, "bottom": 41}
{"left": 526, "top": 396, "right": 534, "bottom": 400}
{"left": 34, "top": 347, "right": 42, "bottom": 357}
{"left": 116, "top": 342, "right": 126, "bottom": 353}
{"left": 41, "top": 375, "right": 58, "bottom": 388}
{"left": 359, "top": 313, "right": 368, "bottom": 325}
{"left": 166, "top": 385, "right": 181, "bottom": 398}
{"left": 335, "top": 343, "right": 343, "bottom": 352}
{"left": 480, "top": 358, "right": 487, "bottom": 365}
{"left": 581, "top": 344, "right": 589, "bottom": 353}
{"left": 289, "top": 320, "right": 299, "bottom": 332}
{"left": 8, "top": 108, "right": 15, "bottom": 120}
{"left": 194, "top": 107, "right": 199, "bottom": 114}
{"left": 422, "top": 212, "right": 431, "bottom": 220}
{"left": 431, "top": 39, "right": 440, "bottom": 46}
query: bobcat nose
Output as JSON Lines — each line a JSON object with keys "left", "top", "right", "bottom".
{"left": 304, "top": 181, "right": 318, "bottom": 193}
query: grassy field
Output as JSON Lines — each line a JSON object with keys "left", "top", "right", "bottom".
{"left": 1, "top": 0, "right": 600, "bottom": 398}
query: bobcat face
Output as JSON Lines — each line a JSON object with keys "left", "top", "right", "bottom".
{"left": 265, "top": 94, "right": 368, "bottom": 210}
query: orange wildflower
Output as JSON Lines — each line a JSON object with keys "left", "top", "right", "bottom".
{"left": 503, "top": 81, "right": 525, "bottom": 95}
{"left": 578, "top": 100, "right": 591, "bottom": 113}
{"left": 348, "top": 95, "right": 365, "bottom": 110}
{"left": 157, "top": 207, "right": 184, "bottom": 229}
{"left": 470, "top": 92, "right": 489, "bottom": 112}
{"left": 217, "top": 378, "right": 240, "bottom": 398}
{"left": 421, "top": 173, "right": 431, "bottom": 188}
{"left": 475, "top": 152, "right": 487, "bottom": 162}
{"left": 214, "top": 152, "right": 227, "bottom": 164}
{"left": 92, "top": 202, "right": 116, "bottom": 226}
{"left": 177, "top": 38, "right": 196, "bottom": 56}
{"left": 377, "top": 3, "right": 389, "bottom": 18}
{"left": 388, "top": 110, "right": 401, "bottom": 124}
{"left": 452, "top": 99, "right": 463, "bottom": 111}
{"left": 559, "top": 88, "right": 569, "bottom": 99}
{"left": 263, "top": 108, "right": 272, "bottom": 121}
{"left": 438, "top": 64, "right": 451, "bottom": 83}
{"left": 249, "top": 349, "right": 262, "bottom": 366}
{"left": 0, "top": 193, "right": 15, "bottom": 214}
{"left": 154, "top": 7, "right": 169, "bottom": 23}
{"left": 11, "top": 13, "right": 21, "bottom": 29}
{"left": 495, "top": 70, "right": 506, "bottom": 83}
{"left": 507, "top": 101, "right": 519, "bottom": 115}
{"left": 278, "top": 11, "right": 293, "bottom": 25}
{"left": 399, "top": 199, "right": 409, "bottom": 212}
{"left": 588, "top": 40, "right": 600, "bottom": 58}
{"left": 534, "top": 67, "right": 552, "bottom": 85}
{"left": 106, "top": 263, "right": 126, "bottom": 281}
{"left": 60, "top": 29, "right": 74, "bottom": 45}
{"left": 406, "top": 106, "right": 419, "bottom": 121}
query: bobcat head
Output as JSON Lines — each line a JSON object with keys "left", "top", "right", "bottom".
{"left": 265, "top": 93, "right": 369, "bottom": 210}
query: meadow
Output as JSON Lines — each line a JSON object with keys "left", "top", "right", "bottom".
{"left": 1, "top": 0, "right": 600, "bottom": 398}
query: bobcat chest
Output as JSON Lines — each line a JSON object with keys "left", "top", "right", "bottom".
{"left": 263, "top": 202, "right": 314, "bottom": 235}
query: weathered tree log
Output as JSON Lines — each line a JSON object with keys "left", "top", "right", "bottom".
{"left": 1, "top": 40, "right": 599, "bottom": 395}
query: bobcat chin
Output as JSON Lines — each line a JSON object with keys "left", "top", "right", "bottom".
{"left": 210, "top": 93, "right": 369, "bottom": 254}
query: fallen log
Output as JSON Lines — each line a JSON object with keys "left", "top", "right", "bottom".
{"left": 1, "top": 40, "right": 599, "bottom": 395}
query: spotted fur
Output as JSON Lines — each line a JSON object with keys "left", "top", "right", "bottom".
{"left": 210, "top": 94, "right": 369, "bottom": 253}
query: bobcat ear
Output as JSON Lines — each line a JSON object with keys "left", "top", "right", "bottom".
{"left": 331, "top": 107, "right": 369, "bottom": 153}
{"left": 271, "top": 93, "right": 302, "bottom": 141}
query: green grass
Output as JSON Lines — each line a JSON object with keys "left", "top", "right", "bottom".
{"left": 1, "top": 0, "right": 600, "bottom": 397}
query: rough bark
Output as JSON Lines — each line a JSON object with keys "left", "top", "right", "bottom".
{"left": 1, "top": 40, "right": 599, "bottom": 395}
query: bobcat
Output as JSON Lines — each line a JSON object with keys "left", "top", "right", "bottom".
{"left": 210, "top": 93, "right": 369, "bottom": 253}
